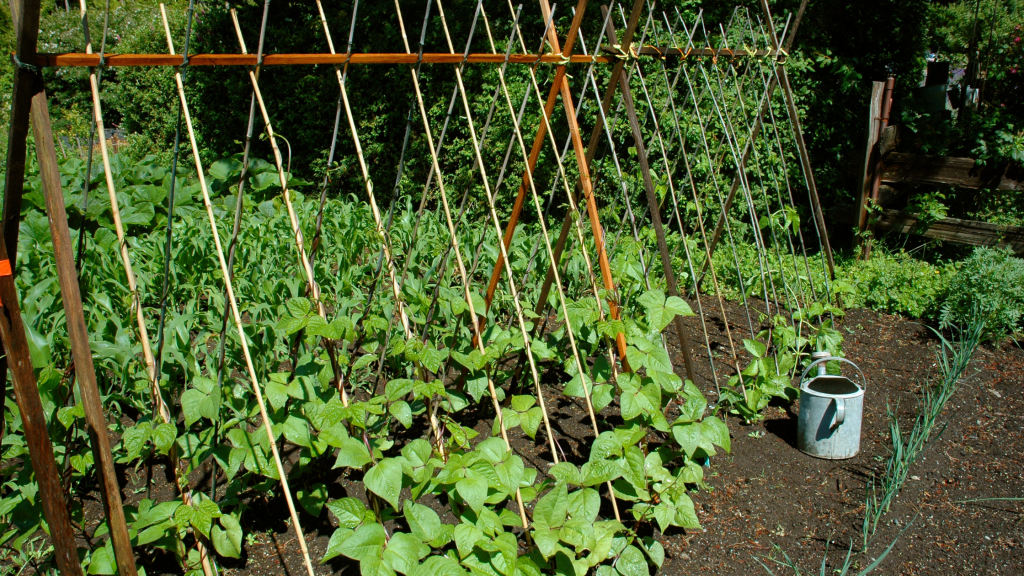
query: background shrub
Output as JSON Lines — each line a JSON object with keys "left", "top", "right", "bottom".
{"left": 839, "top": 249, "right": 954, "bottom": 319}
{"left": 940, "top": 247, "right": 1024, "bottom": 337}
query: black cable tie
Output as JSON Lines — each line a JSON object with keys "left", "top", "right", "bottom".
{"left": 181, "top": 53, "right": 190, "bottom": 68}
{"left": 343, "top": 50, "right": 353, "bottom": 67}
{"left": 11, "top": 53, "right": 39, "bottom": 74}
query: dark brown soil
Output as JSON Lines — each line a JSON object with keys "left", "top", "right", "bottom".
{"left": 70, "top": 305, "right": 1024, "bottom": 575}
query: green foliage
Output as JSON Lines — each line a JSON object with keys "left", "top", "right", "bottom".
{"left": 719, "top": 301, "right": 845, "bottom": 424}
{"left": 839, "top": 249, "right": 954, "bottom": 319}
{"left": 940, "top": 247, "right": 1024, "bottom": 337}
{"left": 0, "top": 150, "right": 749, "bottom": 575}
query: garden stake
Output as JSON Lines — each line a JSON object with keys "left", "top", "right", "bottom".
{"left": 760, "top": 0, "right": 836, "bottom": 287}
{"left": 673, "top": 14, "right": 758, "bottom": 340}
{"left": 228, "top": 10, "right": 350, "bottom": 411}
{"left": 599, "top": 5, "right": 701, "bottom": 386}
{"left": 26, "top": 62, "right": 140, "bottom": 576}
{"left": 159, "top": 7, "right": 316, "bottom": 575}
{"left": 524, "top": 0, "right": 649, "bottom": 370}
{"left": 313, "top": 0, "right": 451, "bottom": 458}
{"left": 434, "top": 0, "right": 564, "bottom": 466}
{"left": 499, "top": 2, "right": 626, "bottom": 401}
{"left": 217, "top": 0, "right": 270, "bottom": 391}
{"left": 480, "top": 2, "right": 622, "bottom": 520}
{"left": 78, "top": 0, "right": 171, "bottom": 427}
{"left": 624, "top": 8, "right": 721, "bottom": 388}
{"left": 80, "top": 2, "right": 215, "bottom": 573}
{"left": 703, "top": 19, "right": 781, "bottom": 315}
{"left": 393, "top": 0, "right": 531, "bottom": 532}
{"left": 155, "top": 0, "right": 195, "bottom": 372}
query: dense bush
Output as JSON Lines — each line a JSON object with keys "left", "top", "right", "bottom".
{"left": 940, "top": 247, "right": 1024, "bottom": 337}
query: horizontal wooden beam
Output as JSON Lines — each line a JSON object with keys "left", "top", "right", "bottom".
{"left": 880, "top": 152, "right": 1022, "bottom": 191}
{"left": 599, "top": 45, "right": 782, "bottom": 58}
{"left": 24, "top": 47, "right": 779, "bottom": 68}
{"left": 873, "top": 209, "right": 1024, "bottom": 254}
{"left": 28, "top": 52, "right": 611, "bottom": 67}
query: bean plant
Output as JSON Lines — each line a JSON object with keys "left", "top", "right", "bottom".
{"left": 0, "top": 149, "right": 836, "bottom": 576}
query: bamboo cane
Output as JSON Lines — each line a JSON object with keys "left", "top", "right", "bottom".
{"left": 392, "top": 0, "right": 531, "bottom": 532}
{"left": 227, "top": 11, "right": 352, "bottom": 413}
{"left": 311, "top": 0, "right": 448, "bottom": 460}
{"left": 430, "top": 0, "right": 562, "bottom": 465}
{"left": 475, "top": 1, "right": 622, "bottom": 521}
{"left": 78, "top": 0, "right": 171, "bottom": 427}
{"left": 79, "top": 4, "right": 216, "bottom": 572}
{"left": 158, "top": 7, "right": 316, "bottom": 575}
{"left": 501, "top": 1, "right": 623, "bottom": 384}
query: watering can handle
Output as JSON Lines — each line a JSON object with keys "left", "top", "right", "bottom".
{"left": 834, "top": 398, "right": 845, "bottom": 427}
{"left": 799, "top": 356, "right": 867, "bottom": 392}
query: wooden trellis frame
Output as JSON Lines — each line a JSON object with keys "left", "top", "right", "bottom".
{"left": 0, "top": 0, "right": 832, "bottom": 574}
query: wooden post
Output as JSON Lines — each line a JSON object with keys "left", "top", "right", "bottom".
{"left": 861, "top": 76, "right": 894, "bottom": 260}
{"left": 760, "top": 0, "right": 835, "bottom": 280}
{"left": 32, "top": 75, "right": 140, "bottom": 576}
{"left": 539, "top": 0, "right": 637, "bottom": 365}
{"left": 603, "top": 8, "right": 697, "bottom": 385}
{"left": 856, "top": 81, "right": 885, "bottom": 254}
{"left": 857, "top": 82, "right": 886, "bottom": 232}
{"left": 0, "top": 219, "right": 83, "bottom": 576}
{"left": 530, "top": 0, "right": 645, "bottom": 322}
{"left": 0, "top": 0, "right": 85, "bottom": 574}
{"left": 11, "top": 0, "right": 137, "bottom": 569}
{"left": 482, "top": 0, "right": 590, "bottom": 312}
{"left": 0, "top": 0, "right": 40, "bottom": 445}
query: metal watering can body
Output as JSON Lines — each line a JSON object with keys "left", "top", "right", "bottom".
{"left": 796, "top": 352, "right": 867, "bottom": 460}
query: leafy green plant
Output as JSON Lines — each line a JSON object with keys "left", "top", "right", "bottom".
{"left": 719, "top": 302, "right": 845, "bottom": 424}
{"left": 940, "top": 247, "right": 1024, "bottom": 338}
{"left": 839, "top": 249, "right": 954, "bottom": 320}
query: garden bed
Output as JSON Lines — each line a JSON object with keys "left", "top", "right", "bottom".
{"left": 73, "top": 305, "right": 1023, "bottom": 575}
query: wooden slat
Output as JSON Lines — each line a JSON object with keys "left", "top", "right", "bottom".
{"left": 28, "top": 52, "right": 616, "bottom": 67}
{"left": 873, "top": 209, "right": 1024, "bottom": 253}
{"left": 880, "top": 153, "right": 1023, "bottom": 191}
{"left": 25, "top": 47, "right": 780, "bottom": 68}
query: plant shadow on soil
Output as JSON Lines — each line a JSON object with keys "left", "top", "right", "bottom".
{"left": 82, "top": 301, "right": 1023, "bottom": 575}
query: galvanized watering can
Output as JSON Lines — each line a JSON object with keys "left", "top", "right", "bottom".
{"left": 796, "top": 351, "right": 867, "bottom": 460}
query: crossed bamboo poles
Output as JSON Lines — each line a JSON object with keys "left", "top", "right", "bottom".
{"left": 37, "top": 4, "right": 831, "bottom": 572}
{"left": 78, "top": 1, "right": 214, "bottom": 574}
{"left": 158, "top": 5, "right": 318, "bottom": 575}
